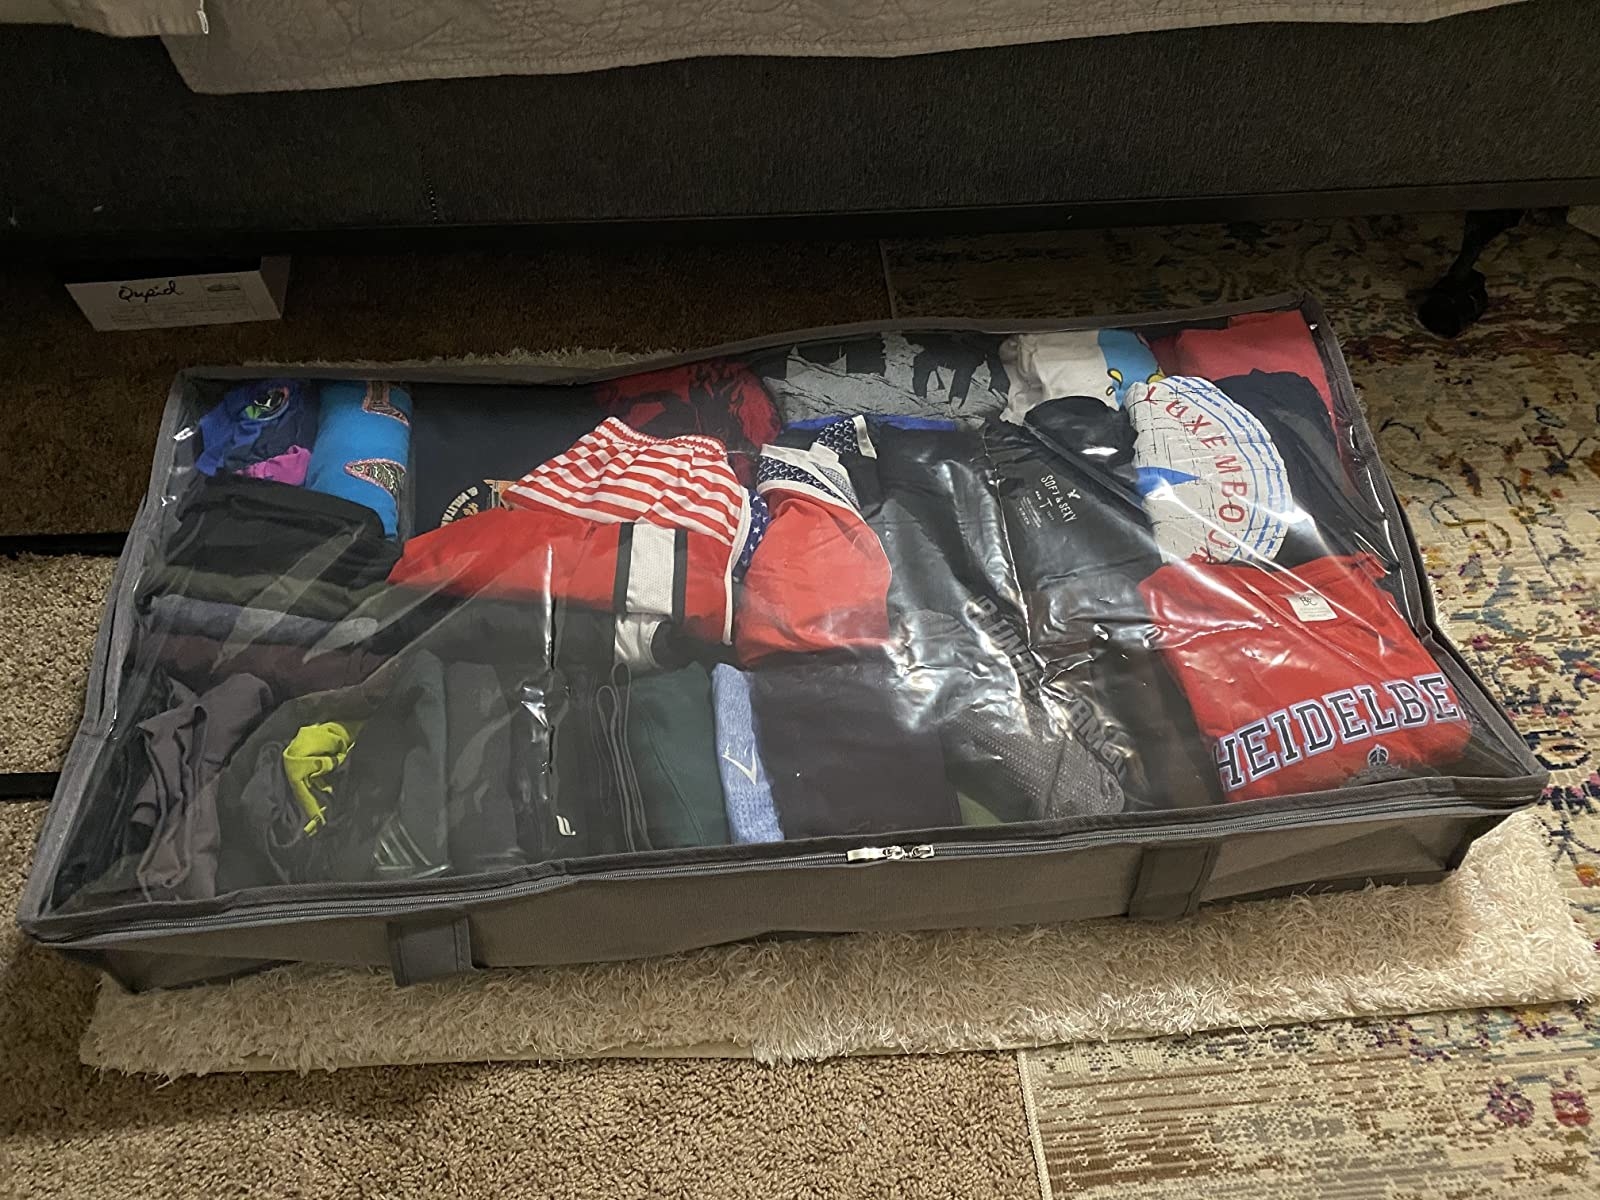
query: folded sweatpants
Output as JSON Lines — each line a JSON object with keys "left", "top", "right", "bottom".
{"left": 1139, "top": 554, "right": 1474, "bottom": 801}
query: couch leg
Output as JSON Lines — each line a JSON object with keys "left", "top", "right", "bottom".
{"left": 1415, "top": 209, "right": 1523, "bottom": 337}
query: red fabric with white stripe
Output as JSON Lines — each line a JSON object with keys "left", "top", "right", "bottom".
{"left": 387, "top": 506, "right": 736, "bottom": 645}
{"left": 503, "top": 417, "right": 746, "bottom": 547}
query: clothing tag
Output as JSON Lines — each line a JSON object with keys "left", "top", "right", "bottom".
{"left": 851, "top": 415, "right": 878, "bottom": 459}
{"left": 1287, "top": 591, "right": 1337, "bottom": 622}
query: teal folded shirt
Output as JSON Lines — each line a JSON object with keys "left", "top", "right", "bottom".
{"left": 625, "top": 665, "right": 729, "bottom": 850}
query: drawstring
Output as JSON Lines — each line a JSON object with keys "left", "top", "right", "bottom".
{"left": 595, "top": 663, "right": 647, "bottom": 852}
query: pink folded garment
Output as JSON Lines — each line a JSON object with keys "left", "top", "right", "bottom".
{"left": 236, "top": 445, "right": 311, "bottom": 486}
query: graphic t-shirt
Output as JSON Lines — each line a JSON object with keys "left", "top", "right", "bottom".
{"left": 1138, "top": 554, "right": 1474, "bottom": 801}
{"left": 1126, "top": 375, "right": 1298, "bottom": 566}
{"left": 753, "top": 332, "right": 1011, "bottom": 425}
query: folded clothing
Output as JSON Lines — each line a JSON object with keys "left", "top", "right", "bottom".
{"left": 444, "top": 662, "right": 529, "bottom": 874}
{"left": 72, "top": 673, "right": 274, "bottom": 904}
{"left": 910, "top": 612, "right": 1125, "bottom": 822}
{"left": 625, "top": 664, "right": 730, "bottom": 850}
{"left": 409, "top": 383, "right": 616, "bottom": 535}
{"left": 148, "top": 630, "right": 386, "bottom": 702}
{"left": 161, "top": 474, "right": 399, "bottom": 588}
{"left": 941, "top": 702, "right": 1124, "bottom": 821}
{"left": 387, "top": 506, "right": 736, "bottom": 647}
{"left": 711, "top": 664, "right": 783, "bottom": 843}
{"left": 238, "top": 445, "right": 312, "bottom": 485}
{"left": 749, "top": 649, "right": 958, "bottom": 840}
{"left": 736, "top": 418, "right": 892, "bottom": 665}
{"left": 195, "top": 379, "right": 319, "bottom": 477}
{"left": 985, "top": 403, "right": 1158, "bottom": 647}
{"left": 1042, "top": 638, "right": 1223, "bottom": 811}
{"left": 1150, "top": 310, "right": 1334, "bottom": 415}
{"left": 1126, "top": 375, "right": 1298, "bottom": 566}
{"left": 216, "top": 653, "right": 456, "bottom": 890}
{"left": 142, "top": 567, "right": 386, "bottom": 625}
{"left": 392, "top": 419, "right": 749, "bottom": 646}
{"left": 1138, "top": 554, "right": 1474, "bottom": 802}
{"left": 733, "top": 491, "right": 770, "bottom": 581}
{"left": 753, "top": 331, "right": 1011, "bottom": 424}
{"left": 408, "top": 366, "right": 778, "bottom": 534}
{"left": 1001, "top": 329, "right": 1161, "bottom": 423}
{"left": 862, "top": 423, "right": 1025, "bottom": 631}
{"left": 592, "top": 360, "right": 780, "bottom": 488}
{"left": 505, "top": 417, "right": 749, "bottom": 548}
{"left": 145, "top": 594, "right": 378, "bottom": 649}
{"left": 305, "top": 381, "right": 413, "bottom": 537}
{"left": 1215, "top": 370, "right": 1392, "bottom": 567}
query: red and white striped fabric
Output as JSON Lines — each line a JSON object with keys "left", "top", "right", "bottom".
{"left": 503, "top": 417, "right": 747, "bottom": 547}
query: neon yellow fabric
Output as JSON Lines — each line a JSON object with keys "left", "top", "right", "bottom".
{"left": 282, "top": 720, "right": 361, "bottom": 834}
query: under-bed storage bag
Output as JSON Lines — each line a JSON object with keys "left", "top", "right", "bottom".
{"left": 17, "top": 294, "right": 1546, "bottom": 990}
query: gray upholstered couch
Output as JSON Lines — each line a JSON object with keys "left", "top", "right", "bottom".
{"left": 2, "top": 0, "right": 1596, "bottom": 253}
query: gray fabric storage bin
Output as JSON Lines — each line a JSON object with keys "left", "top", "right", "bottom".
{"left": 16, "top": 293, "right": 1544, "bottom": 990}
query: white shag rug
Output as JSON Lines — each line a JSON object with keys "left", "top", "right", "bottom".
{"left": 83, "top": 810, "right": 1598, "bottom": 1075}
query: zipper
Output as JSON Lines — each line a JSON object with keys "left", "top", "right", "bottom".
{"left": 34, "top": 794, "right": 1520, "bottom": 946}
{"left": 846, "top": 844, "right": 936, "bottom": 863}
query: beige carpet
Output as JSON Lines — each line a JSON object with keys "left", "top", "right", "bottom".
{"left": 0, "top": 556, "right": 111, "bottom": 773}
{"left": 81, "top": 809, "right": 1595, "bottom": 1075}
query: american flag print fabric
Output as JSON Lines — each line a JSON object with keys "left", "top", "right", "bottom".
{"left": 504, "top": 417, "right": 749, "bottom": 548}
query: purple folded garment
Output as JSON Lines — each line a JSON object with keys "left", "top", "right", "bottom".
{"left": 237, "top": 446, "right": 311, "bottom": 485}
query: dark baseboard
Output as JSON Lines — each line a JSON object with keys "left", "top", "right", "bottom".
{"left": 10, "top": 178, "right": 1600, "bottom": 264}
{"left": 0, "top": 532, "right": 128, "bottom": 558}
{"left": 0, "top": 772, "right": 60, "bottom": 801}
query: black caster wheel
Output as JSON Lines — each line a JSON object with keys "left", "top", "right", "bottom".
{"left": 1416, "top": 268, "right": 1490, "bottom": 338}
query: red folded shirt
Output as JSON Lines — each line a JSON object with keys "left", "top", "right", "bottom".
{"left": 735, "top": 438, "right": 891, "bottom": 665}
{"left": 1150, "top": 310, "right": 1334, "bottom": 416}
{"left": 389, "top": 506, "right": 736, "bottom": 645}
{"left": 1138, "top": 554, "right": 1472, "bottom": 801}
{"left": 391, "top": 420, "right": 751, "bottom": 645}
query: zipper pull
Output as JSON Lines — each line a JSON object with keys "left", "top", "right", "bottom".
{"left": 846, "top": 844, "right": 935, "bottom": 864}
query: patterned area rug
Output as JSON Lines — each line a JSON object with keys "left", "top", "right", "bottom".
{"left": 885, "top": 214, "right": 1600, "bottom": 1198}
